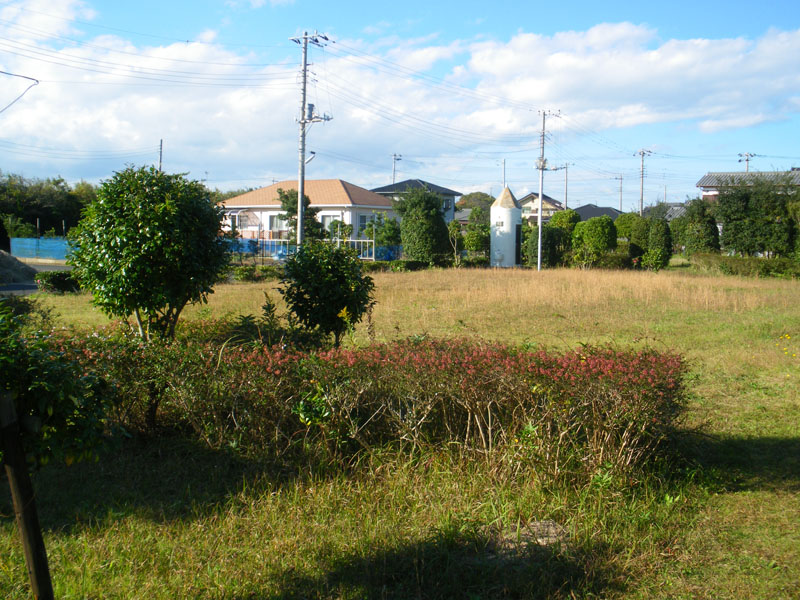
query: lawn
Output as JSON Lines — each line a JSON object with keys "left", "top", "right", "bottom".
{"left": 2, "top": 267, "right": 798, "bottom": 598}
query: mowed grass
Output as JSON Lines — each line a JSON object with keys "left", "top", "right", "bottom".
{"left": 3, "top": 268, "right": 799, "bottom": 598}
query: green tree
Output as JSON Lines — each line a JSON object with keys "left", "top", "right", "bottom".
{"left": 524, "top": 223, "right": 568, "bottom": 268}
{"left": 716, "top": 175, "right": 796, "bottom": 257}
{"left": 572, "top": 216, "right": 617, "bottom": 267}
{"left": 549, "top": 209, "right": 580, "bottom": 238}
{"left": 362, "top": 213, "right": 402, "bottom": 246}
{"left": 68, "top": 166, "right": 228, "bottom": 340}
{"left": 327, "top": 219, "right": 353, "bottom": 240}
{"left": 447, "top": 219, "right": 464, "bottom": 266}
{"left": 681, "top": 198, "right": 720, "bottom": 255}
{"left": 614, "top": 212, "right": 640, "bottom": 240}
{"left": 463, "top": 208, "right": 490, "bottom": 255}
{"left": 642, "top": 218, "right": 672, "bottom": 271}
{"left": 280, "top": 241, "right": 375, "bottom": 347}
{"left": 628, "top": 215, "right": 650, "bottom": 259}
{"left": 0, "top": 216, "right": 9, "bottom": 252}
{"left": 396, "top": 187, "right": 449, "bottom": 264}
{"left": 278, "top": 188, "right": 325, "bottom": 242}
{"left": 456, "top": 192, "right": 494, "bottom": 212}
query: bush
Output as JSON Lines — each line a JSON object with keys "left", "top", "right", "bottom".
{"left": 361, "top": 260, "right": 393, "bottom": 273}
{"left": 61, "top": 334, "right": 687, "bottom": 483}
{"left": 232, "top": 265, "right": 261, "bottom": 282}
{"left": 462, "top": 255, "right": 490, "bottom": 268}
{"left": 34, "top": 270, "right": 80, "bottom": 293}
{"left": 594, "top": 250, "right": 633, "bottom": 270}
{"left": 390, "top": 260, "right": 428, "bottom": 272}
{"left": 281, "top": 241, "right": 375, "bottom": 347}
{"left": 691, "top": 252, "right": 800, "bottom": 279}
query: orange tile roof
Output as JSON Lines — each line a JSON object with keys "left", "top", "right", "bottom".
{"left": 222, "top": 180, "right": 393, "bottom": 208}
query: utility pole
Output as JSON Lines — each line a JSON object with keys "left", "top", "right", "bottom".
{"left": 614, "top": 175, "right": 623, "bottom": 211}
{"left": 536, "top": 110, "right": 559, "bottom": 272}
{"left": 158, "top": 139, "right": 163, "bottom": 172}
{"left": 392, "top": 153, "right": 402, "bottom": 184}
{"left": 738, "top": 152, "right": 757, "bottom": 172}
{"left": 547, "top": 163, "right": 570, "bottom": 208}
{"left": 290, "top": 31, "right": 331, "bottom": 247}
{"left": 636, "top": 149, "right": 652, "bottom": 216}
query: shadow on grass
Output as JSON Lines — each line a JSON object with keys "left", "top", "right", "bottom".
{"left": 681, "top": 433, "right": 800, "bottom": 492}
{"left": 2, "top": 435, "right": 299, "bottom": 532}
{"left": 263, "top": 532, "right": 620, "bottom": 600}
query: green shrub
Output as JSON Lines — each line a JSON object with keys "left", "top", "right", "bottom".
{"left": 595, "top": 250, "right": 633, "bottom": 270}
{"left": 61, "top": 334, "right": 687, "bottom": 483}
{"left": 257, "top": 264, "right": 284, "bottom": 280}
{"left": 361, "top": 261, "right": 392, "bottom": 273}
{"left": 691, "top": 253, "right": 800, "bottom": 278}
{"left": 390, "top": 260, "right": 428, "bottom": 272}
{"left": 34, "top": 270, "right": 80, "bottom": 293}
{"left": 281, "top": 241, "right": 375, "bottom": 347}
{"left": 232, "top": 265, "right": 261, "bottom": 282}
{"left": 462, "top": 255, "right": 489, "bottom": 268}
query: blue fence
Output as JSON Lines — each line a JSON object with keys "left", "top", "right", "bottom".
{"left": 11, "top": 237, "right": 70, "bottom": 260}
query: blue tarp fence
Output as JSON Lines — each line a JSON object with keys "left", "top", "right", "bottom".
{"left": 10, "top": 237, "right": 70, "bottom": 260}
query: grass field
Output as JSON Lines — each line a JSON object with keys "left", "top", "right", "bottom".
{"left": 2, "top": 267, "right": 799, "bottom": 598}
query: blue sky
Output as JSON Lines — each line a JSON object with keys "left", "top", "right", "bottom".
{"left": 2, "top": 0, "right": 800, "bottom": 210}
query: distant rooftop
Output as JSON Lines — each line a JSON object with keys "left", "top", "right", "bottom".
{"left": 697, "top": 170, "right": 800, "bottom": 188}
{"left": 371, "top": 179, "right": 462, "bottom": 197}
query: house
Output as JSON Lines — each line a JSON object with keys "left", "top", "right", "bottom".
{"left": 572, "top": 204, "right": 622, "bottom": 221}
{"left": 371, "top": 179, "right": 461, "bottom": 223}
{"left": 220, "top": 179, "right": 395, "bottom": 240}
{"left": 696, "top": 170, "right": 800, "bottom": 202}
{"left": 517, "top": 192, "right": 563, "bottom": 223}
{"left": 643, "top": 203, "right": 686, "bottom": 221}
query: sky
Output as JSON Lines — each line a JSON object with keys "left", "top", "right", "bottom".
{"left": 2, "top": 0, "right": 800, "bottom": 211}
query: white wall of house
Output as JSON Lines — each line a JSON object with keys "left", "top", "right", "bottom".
{"left": 223, "top": 206, "right": 396, "bottom": 239}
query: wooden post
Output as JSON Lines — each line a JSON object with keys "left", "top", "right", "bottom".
{"left": 1, "top": 393, "right": 54, "bottom": 600}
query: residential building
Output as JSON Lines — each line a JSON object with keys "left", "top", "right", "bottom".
{"left": 220, "top": 179, "right": 395, "bottom": 240}
{"left": 371, "top": 179, "right": 461, "bottom": 223}
{"left": 696, "top": 170, "right": 800, "bottom": 202}
{"left": 518, "top": 193, "right": 563, "bottom": 223}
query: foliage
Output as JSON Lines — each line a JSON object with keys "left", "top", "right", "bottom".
{"left": 389, "top": 259, "right": 428, "bottom": 272}
{"left": 0, "top": 171, "right": 95, "bottom": 236}
{"left": 59, "top": 333, "right": 687, "bottom": 483}
{"left": 643, "top": 219, "right": 672, "bottom": 271}
{"left": 396, "top": 188, "right": 449, "bottom": 264}
{"left": 231, "top": 265, "right": 261, "bottom": 282}
{"left": 466, "top": 205, "right": 490, "bottom": 226}
{"left": 594, "top": 248, "right": 634, "bottom": 270}
{"left": 613, "top": 212, "right": 640, "bottom": 240}
{"left": 680, "top": 198, "right": 720, "bottom": 255}
{"left": 280, "top": 241, "right": 375, "bottom": 347}
{"left": 523, "top": 224, "right": 568, "bottom": 268}
{"left": 34, "top": 270, "right": 80, "bottom": 293}
{"left": 690, "top": 252, "right": 800, "bottom": 278}
{"left": 571, "top": 216, "right": 617, "bottom": 267}
{"left": 628, "top": 215, "right": 650, "bottom": 258}
{"left": 447, "top": 220, "right": 463, "bottom": 266}
{"left": 715, "top": 175, "right": 797, "bottom": 257}
{"left": 326, "top": 219, "right": 353, "bottom": 240}
{"left": 549, "top": 208, "right": 580, "bottom": 238}
{"left": 278, "top": 188, "right": 325, "bottom": 242}
{"left": 0, "top": 299, "right": 111, "bottom": 467}
{"left": 361, "top": 213, "right": 402, "bottom": 246}
{"left": 0, "top": 216, "right": 9, "bottom": 252}
{"left": 462, "top": 207, "right": 490, "bottom": 257}
{"left": 455, "top": 191, "right": 494, "bottom": 212}
{"left": 68, "top": 166, "right": 228, "bottom": 341}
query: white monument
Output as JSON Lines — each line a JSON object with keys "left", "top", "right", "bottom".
{"left": 490, "top": 187, "right": 522, "bottom": 267}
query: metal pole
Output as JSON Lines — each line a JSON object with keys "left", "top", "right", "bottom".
{"left": 563, "top": 163, "right": 568, "bottom": 209}
{"left": 158, "top": 139, "right": 163, "bottom": 172}
{"left": 296, "top": 32, "right": 309, "bottom": 247}
{"left": 639, "top": 151, "right": 645, "bottom": 216}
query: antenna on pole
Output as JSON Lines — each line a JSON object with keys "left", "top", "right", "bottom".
{"left": 392, "top": 154, "right": 402, "bottom": 184}
{"left": 738, "top": 152, "right": 757, "bottom": 173}
{"left": 290, "top": 30, "right": 332, "bottom": 248}
{"left": 158, "top": 139, "right": 163, "bottom": 172}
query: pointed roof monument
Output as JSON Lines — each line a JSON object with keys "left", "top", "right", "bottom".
{"left": 492, "top": 187, "right": 520, "bottom": 209}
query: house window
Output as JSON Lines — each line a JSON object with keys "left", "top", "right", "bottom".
{"left": 269, "top": 215, "right": 286, "bottom": 231}
{"left": 321, "top": 215, "right": 335, "bottom": 233}
{"left": 358, "top": 214, "right": 376, "bottom": 237}
{"left": 443, "top": 198, "right": 452, "bottom": 211}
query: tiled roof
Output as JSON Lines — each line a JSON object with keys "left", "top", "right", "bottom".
{"left": 517, "top": 192, "right": 562, "bottom": 209}
{"left": 573, "top": 204, "right": 622, "bottom": 220}
{"left": 696, "top": 171, "right": 800, "bottom": 188}
{"left": 371, "top": 179, "right": 462, "bottom": 197}
{"left": 222, "top": 180, "right": 393, "bottom": 208}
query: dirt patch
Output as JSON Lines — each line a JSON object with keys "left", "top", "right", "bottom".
{"left": 0, "top": 251, "right": 37, "bottom": 284}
